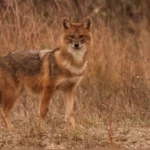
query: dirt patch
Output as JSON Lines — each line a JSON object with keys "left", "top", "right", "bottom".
{"left": 0, "top": 118, "right": 150, "bottom": 150}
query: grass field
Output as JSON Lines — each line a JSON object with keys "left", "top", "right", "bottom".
{"left": 0, "top": 0, "right": 150, "bottom": 149}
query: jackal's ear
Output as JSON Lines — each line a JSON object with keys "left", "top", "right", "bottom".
{"left": 63, "top": 18, "right": 71, "bottom": 29}
{"left": 83, "top": 17, "right": 91, "bottom": 29}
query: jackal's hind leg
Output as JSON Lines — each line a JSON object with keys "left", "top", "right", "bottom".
{"left": 0, "top": 107, "right": 14, "bottom": 132}
{"left": 2, "top": 93, "right": 17, "bottom": 133}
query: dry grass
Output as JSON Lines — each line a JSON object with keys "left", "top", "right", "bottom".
{"left": 0, "top": 0, "right": 150, "bottom": 149}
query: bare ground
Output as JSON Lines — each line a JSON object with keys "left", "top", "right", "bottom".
{"left": 0, "top": 116, "right": 150, "bottom": 150}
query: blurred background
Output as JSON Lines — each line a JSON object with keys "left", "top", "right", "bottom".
{"left": 0, "top": 1, "right": 150, "bottom": 148}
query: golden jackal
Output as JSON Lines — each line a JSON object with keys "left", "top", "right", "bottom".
{"left": 0, "top": 17, "right": 92, "bottom": 131}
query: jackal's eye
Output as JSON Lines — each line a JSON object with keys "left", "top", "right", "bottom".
{"left": 81, "top": 38, "right": 86, "bottom": 43}
{"left": 79, "top": 35, "right": 85, "bottom": 38}
{"left": 68, "top": 35, "right": 75, "bottom": 39}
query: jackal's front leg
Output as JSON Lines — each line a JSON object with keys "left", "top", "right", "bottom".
{"left": 40, "top": 87, "right": 54, "bottom": 126}
{"left": 64, "top": 87, "right": 76, "bottom": 128}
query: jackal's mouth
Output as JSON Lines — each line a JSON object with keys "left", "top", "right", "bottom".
{"left": 72, "top": 47, "right": 82, "bottom": 50}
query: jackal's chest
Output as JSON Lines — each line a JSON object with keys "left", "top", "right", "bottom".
{"left": 56, "top": 76, "right": 82, "bottom": 90}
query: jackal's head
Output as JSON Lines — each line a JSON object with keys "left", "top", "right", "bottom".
{"left": 62, "top": 17, "right": 92, "bottom": 53}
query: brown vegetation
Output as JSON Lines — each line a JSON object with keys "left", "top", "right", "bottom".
{"left": 0, "top": 0, "right": 150, "bottom": 149}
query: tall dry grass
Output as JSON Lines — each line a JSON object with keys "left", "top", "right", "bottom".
{"left": 0, "top": 0, "right": 150, "bottom": 128}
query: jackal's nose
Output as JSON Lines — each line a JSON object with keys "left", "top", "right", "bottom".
{"left": 74, "top": 44, "right": 79, "bottom": 48}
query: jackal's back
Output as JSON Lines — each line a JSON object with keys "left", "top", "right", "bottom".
{"left": 0, "top": 50, "right": 43, "bottom": 76}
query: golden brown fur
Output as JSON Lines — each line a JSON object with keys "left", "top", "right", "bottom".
{"left": 0, "top": 17, "right": 92, "bottom": 131}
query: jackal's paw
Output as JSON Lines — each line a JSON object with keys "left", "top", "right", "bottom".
{"left": 63, "top": 117, "right": 76, "bottom": 131}
{"left": 7, "top": 123, "right": 15, "bottom": 134}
